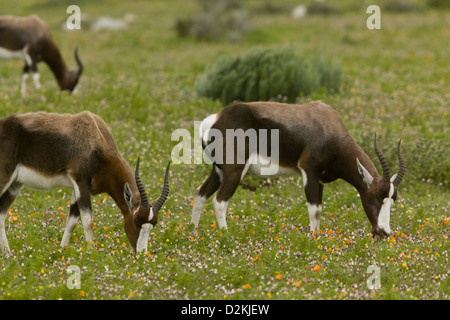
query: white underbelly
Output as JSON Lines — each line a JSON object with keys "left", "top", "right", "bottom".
{"left": 16, "top": 165, "right": 74, "bottom": 190}
{"left": 245, "top": 154, "right": 299, "bottom": 178}
{"left": 0, "top": 47, "right": 24, "bottom": 60}
{"left": 0, "top": 46, "right": 32, "bottom": 66}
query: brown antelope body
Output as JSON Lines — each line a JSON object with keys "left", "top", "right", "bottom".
{"left": 0, "top": 111, "right": 169, "bottom": 255}
{"left": 0, "top": 15, "right": 83, "bottom": 97}
{"left": 192, "top": 101, "right": 405, "bottom": 238}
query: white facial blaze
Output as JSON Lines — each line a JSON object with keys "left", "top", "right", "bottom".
{"left": 136, "top": 208, "right": 154, "bottom": 253}
{"left": 377, "top": 183, "right": 394, "bottom": 235}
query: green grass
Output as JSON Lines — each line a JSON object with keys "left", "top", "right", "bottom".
{"left": 0, "top": 0, "right": 448, "bottom": 300}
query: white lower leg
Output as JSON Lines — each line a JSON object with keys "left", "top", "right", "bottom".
{"left": 307, "top": 203, "right": 322, "bottom": 232}
{"left": 0, "top": 212, "right": 11, "bottom": 254}
{"left": 32, "top": 72, "right": 41, "bottom": 89}
{"left": 191, "top": 189, "right": 207, "bottom": 227}
{"left": 80, "top": 209, "right": 93, "bottom": 243}
{"left": 21, "top": 73, "right": 28, "bottom": 97}
{"left": 61, "top": 214, "right": 80, "bottom": 248}
{"left": 212, "top": 197, "right": 229, "bottom": 230}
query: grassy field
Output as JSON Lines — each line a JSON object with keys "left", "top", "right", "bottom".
{"left": 0, "top": 0, "right": 448, "bottom": 301}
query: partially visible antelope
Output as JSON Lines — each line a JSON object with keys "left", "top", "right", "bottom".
{"left": 0, "top": 111, "right": 170, "bottom": 255}
{"left": 0, "top": 15, "right": 83, "bottom": 97}
{"left": 192, "top": 101, "right": 405, "bottom": 238}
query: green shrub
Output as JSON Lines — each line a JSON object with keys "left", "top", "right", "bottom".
{"left": 195, "top": 45, "right": 342, "bottom": 105}
{"left": 427, "top": 0, "right": 450, "bottom": 9}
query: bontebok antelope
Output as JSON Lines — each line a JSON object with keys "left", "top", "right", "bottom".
{"left": 192, "top": 101, "right": 405, "bottom": 238}
{"left": 0, "top": 111, "right": 170, "bottom": 255}
{"left": 0, "top": 15, "right": 83, "bottom": 97}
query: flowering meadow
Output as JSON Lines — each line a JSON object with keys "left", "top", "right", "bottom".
{"left": 0, "top": 0, "right": 448, "bottom": 300}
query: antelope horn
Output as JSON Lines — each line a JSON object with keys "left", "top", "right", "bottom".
{"left": 153, "top": 162, "right": 171, "bottom": 213}
{"left": 374, "top": 133, "right": 391, "bottom": 182}
{"left": 135, "top": 157, "right": 150, "bottom": 210}
{"left": 74, "top": 47, "right": 83, "bottom": 77}
{"left": 393, "top": 139, "right": 406, "bottom": 187}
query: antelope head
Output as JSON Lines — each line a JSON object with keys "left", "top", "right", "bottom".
{"left": 357, "top": 134, "right": 406, "bottom": 238}
{"left": 124, "top": 159, "right": 170, "bottom": 253}
{"left": 60, "top": 47, "right": 83, "bottom": 92}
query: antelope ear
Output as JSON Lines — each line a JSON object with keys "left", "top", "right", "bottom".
{"left": 356, "top": 158, "right": 373, "bottom": 188}
{"left": 123, "top": 182, "right": 134, "bottom": 211}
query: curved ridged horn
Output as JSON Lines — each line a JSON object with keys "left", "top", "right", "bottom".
{"left": 153, "top": 162, "right": 171, "bottom": 213}
{"left": 74, "top": 47, "right": 83, "bottom": 77}
{"left": 393, "top": 139, "right": 406, "bottom": 187}
{"left": 135, "top": 157, "right": 150, "bottom": 210}
{"left": 374, "top": 134, "right": 391, "bottom": 182}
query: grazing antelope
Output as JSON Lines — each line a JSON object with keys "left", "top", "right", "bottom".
{"left": 0, "top": 111, "right": 170, "bottom": 255}
{"left": 0, "top": 15, "right": 83, "bottom": 97}
{"left": 192, "top": 101, "right": 405, "bottom": 238}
